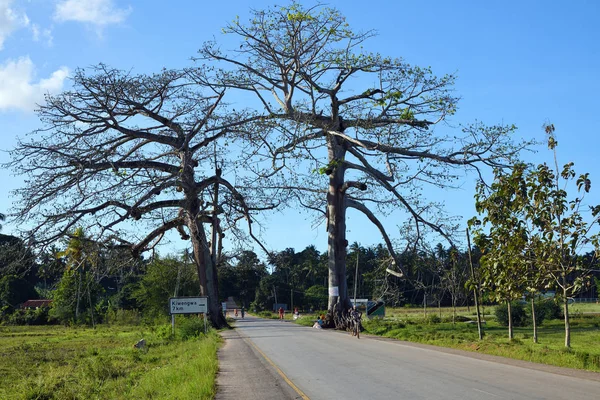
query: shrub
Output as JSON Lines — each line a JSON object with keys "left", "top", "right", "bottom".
{"left": 155, "top": 324, "right": 175, "bottom": 341}
{"left": 6, "top": 308, "right": 54, "bottom": 325}
{"left": 440, "top": 315, "right": 472, "bottom": 323}
{"left": 494, "top": 301, "right": 527, "bottom": 327}
{"left": 363, "top": 318, "right": 404, "bottom": 335}
{"left": 105, "top": 309, "right": 142, "bottom": 326}
{"left": 427, "top": 314, "right": 441, "bottom": 324}
{"left": 526, "top": 299, "right": 562, "bottom": 326}
{"left": 178, "top": 316, "right": 207, "bottom": 340}
{"left": 258, "top": 311, "right": 273, "bottom": 318}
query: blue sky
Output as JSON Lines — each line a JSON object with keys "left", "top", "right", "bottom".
{"left": 1, "top": 0, "right": 599, "bottom": 255}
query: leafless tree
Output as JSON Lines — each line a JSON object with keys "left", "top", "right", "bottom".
{"left": 6, "top": 65, "right": 274, "bottom": 327}
{"left": 196, "top": 3, "right": 531, "bottom": 327}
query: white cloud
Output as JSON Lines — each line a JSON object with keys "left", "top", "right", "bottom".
{"left": 31, "top": 23, "right": 40, "bottom": 41}
{"left": 43, "top": 28, "right": 54, "bottom": 47}
{"left": 54, "top": 0, "right": 131, "bottom": 26}
{"left": 31, "top": 24, "right": 53, "bottom": 46}
{"left": 0, "top": 0, "right": 30, "bottom": 50}
{"left": 0, "top": 57, "right": 69, "bottom": 112}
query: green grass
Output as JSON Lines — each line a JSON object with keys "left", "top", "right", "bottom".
{"left": 0, "top": 322, "right": 220, "bottom": 400}
{"left": 365, "top": 309, "right": 600, "bottom": 372}
{"left": 293, "top": 305, "right": 600, "bottom": 372}
{"left": 385, "top": 302, "right": 600, "bottom": 320}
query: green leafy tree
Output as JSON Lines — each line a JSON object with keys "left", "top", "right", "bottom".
{"left": 471, "top": 163, "right": 533, "bottom": 340}
{"left": 253, "top": 273, "right": 286, "bottom": 311}
{"left": 305, "top": 285, "right": 328, "bottom": 311}
{"left": 37, "top": 246, "right": 67, "bottom": 290}
{"left": 132, "top": 254, "right": 199, "bottom": 319}
{"left": 232, "top": 251, "right": 268, "bottom": 308}
{"left": 0, "top": 274, "right": 38, "bottom": 316}
{"left": 473, "top": 125, "right": 600, "bottom": 347}
{"left": 300, "top": 245, "right": 325, "bottom": 288}
{"left": 524, "top": 124, "right": 600, "bottom": 347}
{"left": 52, "top": 228, "right": 102, "bottom": 325}
{"left": 0, "top": 234, "right": 37, "bottom": 279}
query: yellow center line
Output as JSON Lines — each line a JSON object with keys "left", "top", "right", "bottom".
{"left": 239, "top": 330, "right": 311, "bottom": 400}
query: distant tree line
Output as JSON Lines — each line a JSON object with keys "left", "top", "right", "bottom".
{"left": 1, "top": 230, "right": 598, "bottom": 329}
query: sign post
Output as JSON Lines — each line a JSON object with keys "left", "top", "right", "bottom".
{"left": 169, "top": 297, "right": 209, "bottom": 334}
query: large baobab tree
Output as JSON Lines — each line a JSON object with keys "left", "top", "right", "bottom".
{"left": 197, "top": 2, "right": 530, "bottom": 327}
{"left": 6, "top": 65, "right": 271, "bottom": 327}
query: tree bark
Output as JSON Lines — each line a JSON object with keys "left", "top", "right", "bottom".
{"left": 75, "top": 270, "right": 82, "bottom": 322}
{"left": 563, "top": 281, "right": 571, "bottom": 348}
{"left": 186, "top": 211, "right": 226, "bottom": 328}
{"left": 326, "top": 135, "right": 350, "bottom": 328}
{"left": 452, "top": 297, "right": 456, "bottom": 325}
{"left": 179, "top": 148, "right": 227, "bottom": 328}
{"left": 507, "top": 301, "right": 513, "bottom": 340}
{"left": 466, "top": 228, "right": 483, "bottom": 339}
{"left": 87, "top": 281, "right": 95, "bottom": 328}
{"left": 531, "top": 297, "right": 538, "bottom": 344}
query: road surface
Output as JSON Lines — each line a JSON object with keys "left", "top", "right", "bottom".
{"left": 231, "top": 316, "right": 600, "bottom": 400}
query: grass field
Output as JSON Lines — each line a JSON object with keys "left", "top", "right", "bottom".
{"left": 0, "top": 320, "right": 220, "bottom": 400}
{"left": 293, "top": 303, "right": 600, "bottom": 372}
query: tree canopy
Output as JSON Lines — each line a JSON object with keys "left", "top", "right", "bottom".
{"left": 5, "top": 65, "right": 276, "bottom": 327}
{"left": 196, "top": 2, "right": 531, "bottom": 324}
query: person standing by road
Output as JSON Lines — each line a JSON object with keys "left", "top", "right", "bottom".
{"left": 241, "top": 307, "right": 245, "bottom": 319}
{"left": 278, "top": 307, "right": 284, "bottom": 319}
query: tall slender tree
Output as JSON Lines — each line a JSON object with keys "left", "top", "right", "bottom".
{"left": 471, "top": 164, "right": 534, "bottom": 340}
{"left": 526, "top": 125, "right": 600, "bottom": 347}
{"left": 471, "top": 125, "right": 600, "bottom": 346}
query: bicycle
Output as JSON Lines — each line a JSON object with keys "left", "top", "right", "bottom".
{"left": 348, "top": 309, "right": 362, "bottom": 339}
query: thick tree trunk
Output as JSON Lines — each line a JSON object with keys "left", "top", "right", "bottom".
{"left": 325, "top": 136, "right": 350, "bottom": 329}
{"left": 181, "top": 150, "right": 227, "bottom": 329}
{"left": 187, "top": 216, "right": 227, "bottom": 328}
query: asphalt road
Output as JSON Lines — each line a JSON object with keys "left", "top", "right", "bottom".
{"left": 232, "top": 316, "right": 600, "bottom": 400}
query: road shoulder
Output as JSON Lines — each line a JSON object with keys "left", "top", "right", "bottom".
{"left": 216, "top": 327, "right": 302, "bottom": 400}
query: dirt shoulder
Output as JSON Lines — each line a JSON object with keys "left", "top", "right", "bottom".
{"left": 216, "top": 327, "right": 301, "bottom": 400}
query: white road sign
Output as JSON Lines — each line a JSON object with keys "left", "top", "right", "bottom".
{"left": 169, "top": 297, "right": 208, "bottom": 314}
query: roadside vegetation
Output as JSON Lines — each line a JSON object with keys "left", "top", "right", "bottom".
{"left": 0, "top": 318, "right": 219, "bottom": 400}
{"left": 293, "top": 303, "right": 600, "bottom": 372}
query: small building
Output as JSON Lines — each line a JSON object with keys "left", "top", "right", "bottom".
{"left": 21, "top": 299, "right": 53, "bottom": 310}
